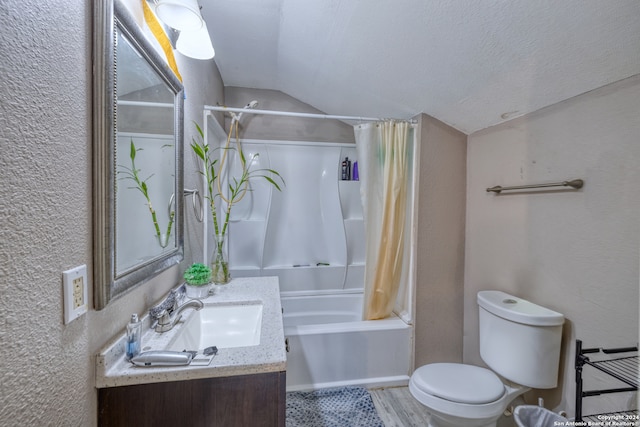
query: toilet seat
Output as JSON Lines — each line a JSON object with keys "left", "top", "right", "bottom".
{"left": 411, "top": 363, "right": 504, "bottom": 404}
{"left": 409, "top": 363, "right": 524, "bottom": 423}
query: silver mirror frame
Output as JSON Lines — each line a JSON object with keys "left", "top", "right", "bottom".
{"left": 94, "top": 0, "right": 184, "bottom": 310}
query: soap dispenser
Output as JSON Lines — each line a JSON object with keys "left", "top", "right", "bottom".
{"left": 125, "top": 313, "right": 142, "bottom": 360}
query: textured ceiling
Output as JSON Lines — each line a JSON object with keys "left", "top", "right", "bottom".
{"left": 201, "top": 0, "right": 640, "bottom": 134}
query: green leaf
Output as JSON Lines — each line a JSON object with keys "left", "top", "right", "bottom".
{"left": 194, "top": 121, "right": 204, "bottom": 139}
{"left": 130, "top": 140, "right": 136, "bottom": 160}
{"left": 263, "top": 176, "right": 282, "bottom": 191}
{"left": 266, "top": 168, "right": 283, "bottom": 177}
{"left": 191, "top": 142, "right": 205, "bottom": 160}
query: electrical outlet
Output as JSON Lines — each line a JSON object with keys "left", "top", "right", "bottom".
{"left": 73, "top": 277, "right": 84, "bottom": 308}
{"left": 63, "top": 265, "right": 88, "bottom": 324}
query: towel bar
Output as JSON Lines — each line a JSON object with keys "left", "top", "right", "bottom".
{"left": 486, "top": 179, "right": 583, "bottom": 194}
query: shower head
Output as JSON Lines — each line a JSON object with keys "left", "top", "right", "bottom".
{"left": 232, "top": 100, "right": 259, "bottom": 124}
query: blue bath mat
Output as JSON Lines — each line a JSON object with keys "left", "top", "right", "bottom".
{"left": 286, "top": 386, "right": 384, "bottom": 427}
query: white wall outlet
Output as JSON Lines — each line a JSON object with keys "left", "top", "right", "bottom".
{"left": 63, "top": 265, "right": 89, "bottom": 324}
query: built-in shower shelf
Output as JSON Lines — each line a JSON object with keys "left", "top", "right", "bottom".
{"left": 343, "top": 217, "right": 364, "bottom": 223}
{"left": 229, "top": 266, "right": 262, "bottom": 271}
{"left": 263, "top": 264, "right": 346, "bottom": 270}
{"left": 339, "top": 180, "right": 362, "bottom": 220}
{"left": 263, "top": 265, "right": 348, "bottom": 293}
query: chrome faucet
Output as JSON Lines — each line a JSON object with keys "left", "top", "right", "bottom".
{"left": 151, "top": 299, "right": 204, "bottom": 333}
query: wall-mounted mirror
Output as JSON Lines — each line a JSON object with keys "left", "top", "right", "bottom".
{"left": 94, "top": 0, "right": 184, "bottom": 309}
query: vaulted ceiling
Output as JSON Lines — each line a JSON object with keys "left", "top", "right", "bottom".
{"left": 201, "top": 0, "right": 640, "bottom": 134}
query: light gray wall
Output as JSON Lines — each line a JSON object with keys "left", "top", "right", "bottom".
{"left": 414, "top": 114, "right": 467, "bottom": 367}
{"left": 464, "top": 75, "right": 640, "bottom": 416}
{"left": 0, "top": 0, "right": 223, "bottom": 425}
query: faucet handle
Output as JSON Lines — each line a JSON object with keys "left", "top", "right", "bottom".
{"left": 149, "top": 287, "right": 183, "bottom": 318}
{"left": 165, "top": 289, "right": 179, "bottom": 312}
{"left": 153, "top": 308, "right": 168, "bottom": 319}
{"left": 148, "top": 285, "right": 189, "bottom": 330}
{"left": 149, "top": 305, "right": 166, "bottom": 320}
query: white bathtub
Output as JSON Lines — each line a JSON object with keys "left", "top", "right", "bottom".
{"left": 281, "top": 291, "right": 413, "bottom": 391}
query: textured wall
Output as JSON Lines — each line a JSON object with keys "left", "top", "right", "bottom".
{"left": 0, "top": 0, "right": 93, "bottom": 423}
{"left": 413, "top": 114, "right": 467, "bottom": 367}
{"left": 464, "top": 75, "right": 640, "bottom": 416}
{"left": 0, "top": 0, "right": 223, "bottom": 425}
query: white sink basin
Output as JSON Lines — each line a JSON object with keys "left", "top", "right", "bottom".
{"left": 168, "top": 303, "right": 263, "bottom": 350}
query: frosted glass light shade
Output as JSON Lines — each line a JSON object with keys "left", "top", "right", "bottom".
{"left": 155, "top": 0, "right": 203, "bottom": 32}
{"left": 177, "top": 23, "right": 215, "bottom": 59}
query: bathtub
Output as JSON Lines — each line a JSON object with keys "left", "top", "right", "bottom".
{"left": 281, "top": 291, "right": 413, "bottom": 391}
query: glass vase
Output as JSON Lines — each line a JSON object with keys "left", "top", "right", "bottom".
{"left": 210, "top": 234, "right": 231, "bottom": 285}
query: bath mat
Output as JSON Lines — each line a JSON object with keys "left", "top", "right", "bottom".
{"left": 286, "top": 386, "right": 384, "bottom": 427}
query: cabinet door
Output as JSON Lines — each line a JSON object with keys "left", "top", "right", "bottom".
{"left": 98, "top": 371, "right": 286, "bottom": 427}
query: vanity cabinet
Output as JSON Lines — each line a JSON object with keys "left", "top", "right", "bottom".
{"left": 95, "top": 278, "right": 287, "bottom": 426}
{"left": 98, "top": 371, "right": 286, "bottom": 427}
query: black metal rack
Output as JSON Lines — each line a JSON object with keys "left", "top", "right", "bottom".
{"left": 575, "top": 339, "right": 639, "bottom": 422}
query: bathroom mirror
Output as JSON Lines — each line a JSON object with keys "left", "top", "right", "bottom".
{"left": 94, "top": 0, "right": 184, "bottom": 309}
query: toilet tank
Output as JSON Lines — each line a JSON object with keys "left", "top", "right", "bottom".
{"left": 477, "top": 291, "right": 564, "bottom": 389}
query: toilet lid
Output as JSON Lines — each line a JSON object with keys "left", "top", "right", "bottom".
{"left": 412, "top": 363, "right": 505, "bottom": 404}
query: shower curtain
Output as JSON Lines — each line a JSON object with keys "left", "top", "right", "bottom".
{"left": 355, "top": 120, "right": 411, "bottom": 320}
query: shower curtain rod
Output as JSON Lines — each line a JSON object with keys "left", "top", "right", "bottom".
{"left": 204, "top": 105, "right": 417, "bottom": 124}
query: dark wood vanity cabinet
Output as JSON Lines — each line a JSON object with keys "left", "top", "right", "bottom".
{"left": 98, "top": 371, "right": 286, "bottom": 427}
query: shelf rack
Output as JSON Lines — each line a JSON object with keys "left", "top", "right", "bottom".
{"left": 575, "top": 339, "right": 639, "bottom": 422}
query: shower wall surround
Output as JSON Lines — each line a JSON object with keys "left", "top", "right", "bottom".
{"left": 228, "top": 140, "right": 364, "bottom": 293}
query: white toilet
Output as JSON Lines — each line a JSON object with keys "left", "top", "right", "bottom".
{"left": 409, "top": 290, "right": 564, "bottom": 427}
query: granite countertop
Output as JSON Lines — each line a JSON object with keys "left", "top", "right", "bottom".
{"left": 95, "top": 276, "right": 286, "bottom": 388}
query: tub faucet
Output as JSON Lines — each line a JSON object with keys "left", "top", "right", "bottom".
{"left": 151, "top": 299, "right": 204, "bottom": 333}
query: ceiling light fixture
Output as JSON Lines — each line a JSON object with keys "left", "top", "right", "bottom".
{"left": 154, "top": 0, "right": 203, "bottom": 32}
{"left": 176, "top": 22, "right": 215, "bottom": 60}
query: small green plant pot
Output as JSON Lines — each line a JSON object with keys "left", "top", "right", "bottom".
{"left": 184, "top": 263, "right": 212, "bottom": 299}
{"left": 185, "top": 283, "right": 211, "bottom": 299}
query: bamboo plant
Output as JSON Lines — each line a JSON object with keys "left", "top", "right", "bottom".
{"left": 191, "top": 121, "right": 284, "bottom": 283}
{"left": 118, "top": 139, "right": 174, "bottom": 248}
